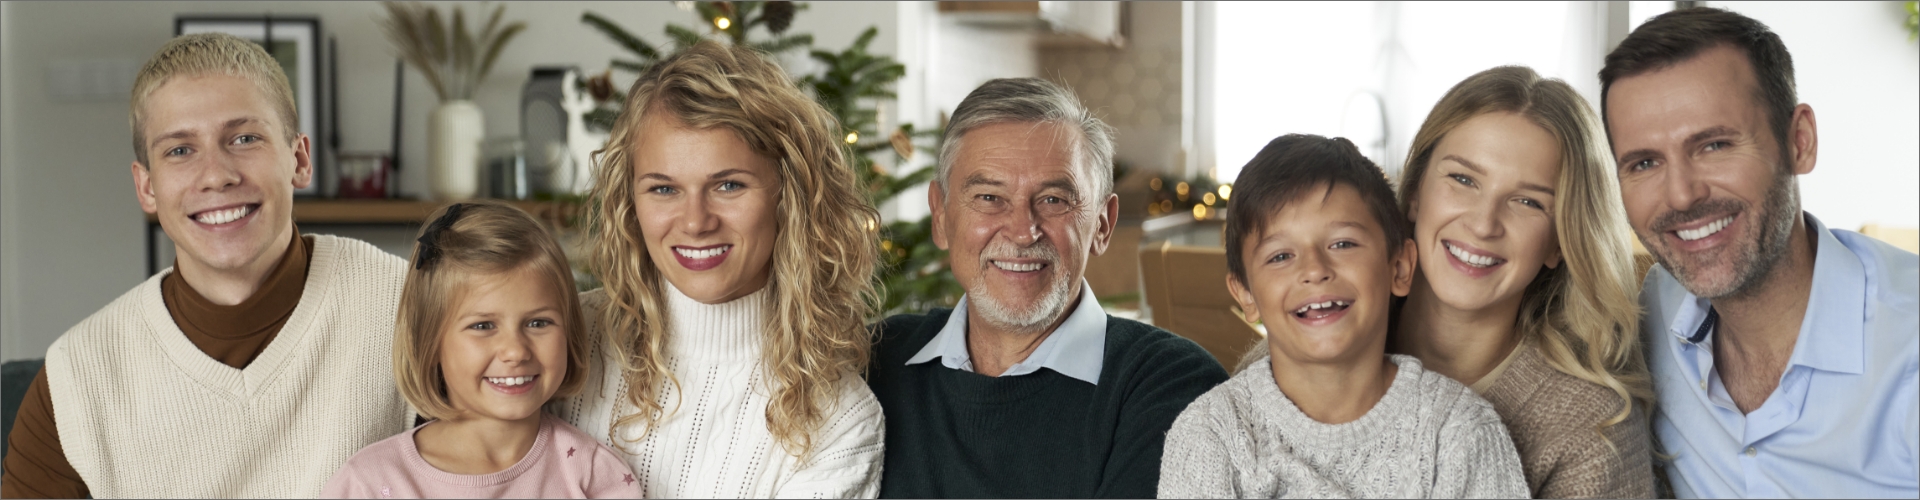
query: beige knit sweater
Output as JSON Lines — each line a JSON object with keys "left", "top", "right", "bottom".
{"left": 1476, "top": 342, "right": 1656, "bottom": 499}
{"left": 43, "top": 235, "right": 415, "bottom": 498}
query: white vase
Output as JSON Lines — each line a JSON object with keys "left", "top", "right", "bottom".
{"left": 428, "top": 100, "right": 484, "bottom": 200}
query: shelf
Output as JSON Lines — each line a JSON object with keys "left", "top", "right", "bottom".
{"left": 144, "top": 199, "right": 582, "bottom": 226}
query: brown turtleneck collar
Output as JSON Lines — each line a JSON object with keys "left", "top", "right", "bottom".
{"left": 159, "top": 230, "right": 313, "bottom": 369}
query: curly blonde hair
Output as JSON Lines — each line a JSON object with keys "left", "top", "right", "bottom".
{"left": 584, "top": 40, "right": 881, "bottom": 459}
{"left": 1398, "top": 66, "right": 1651, "bottom": 431}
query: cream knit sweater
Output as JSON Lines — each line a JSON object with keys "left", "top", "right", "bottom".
{"left": 1158, "top": 354, "right": 1529, "bottom": 499}
{"left": 552, "top": 284, "right": 885, "bottom": 499}
{"left": 43, "top": 234, "right": 415, "bottom": 498}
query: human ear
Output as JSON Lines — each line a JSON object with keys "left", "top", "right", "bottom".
{"left": 1787, "top": 103, "right": 1817, "bottom": 176}
{"left": 1391, "top": 238, "right": 1417, "bottom": 297}
{"left": 1088, "top": 193, "right": 1120, "bottom": 257}
{"left": 1225, "top": 273, "right": 1262, "bottom": 325}
{"left": 291, "top": 133, "right": 314, "bottom": 189}
{"left": 928, "top": 183, "right": 950, "bottom": 251}
{"left": 132, "top": 161, "right": 158, "bottom": 214}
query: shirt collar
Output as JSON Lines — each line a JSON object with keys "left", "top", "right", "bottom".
{"left": 1665, "top": 213, "right": 1867, "bottom": 375}
{"left": 904, "top": 280, "right": 1108, "bottom": 385}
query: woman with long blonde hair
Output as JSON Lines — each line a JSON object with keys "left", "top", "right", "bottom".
{"left": 550, "top": 40, "right": 885, "bottom": 498}
{"left": 1391, "top": 66, "right": 1654, "bottom": 498}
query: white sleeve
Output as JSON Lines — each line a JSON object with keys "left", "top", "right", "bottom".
{"left": 774, "top": 383, "right": 886, "bottom": 499}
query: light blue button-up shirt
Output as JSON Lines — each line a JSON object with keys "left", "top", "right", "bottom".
{"left": 905, "top": 280, "right": 1107, "bottom": 385}
{"left": 1644, "top": 213, "right": 1919, "bottom": 498}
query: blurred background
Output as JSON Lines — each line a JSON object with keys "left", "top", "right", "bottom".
{"left": 2, "top": 1, "right": 1915, "bottom": 370}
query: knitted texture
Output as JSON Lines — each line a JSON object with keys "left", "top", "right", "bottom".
{"left": 551, "top": 285, "right": 885, "bottom": 498}
{"left": 1479, "top": 342, "right": 1656, "bottom": 498}
{"left": 866, "top": 308, "right": 1229, "bottom": 498}
{"left": 43, "top": 235, "right": 415, "bottom": 498}
{"left": 1158, "top": 354, "right": 1529, "bottom": 499}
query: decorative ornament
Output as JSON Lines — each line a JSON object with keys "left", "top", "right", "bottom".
{"left": 765, "top": 1, "right": 797, "bottom": 35}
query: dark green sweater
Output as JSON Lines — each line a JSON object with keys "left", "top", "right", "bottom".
{"left": 868, "top": 308, "right": 1230, "bottom": 498}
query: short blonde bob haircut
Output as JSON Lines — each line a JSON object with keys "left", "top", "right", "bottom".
{"left": 1398, "top": 66, "right": 1651, "bottom": 432}
{"left": 130, "top": 32, "right": 300, "bottom": 166}
{"left": 394, "top": 201, "right": 591, "bottom": 421}
{"left": 585, "top": 41, "right": 881, "bottom": 459}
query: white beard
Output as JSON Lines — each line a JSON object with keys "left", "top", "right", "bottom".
{"left": 969, "top": 239, "right": 1078, "bottom": 333}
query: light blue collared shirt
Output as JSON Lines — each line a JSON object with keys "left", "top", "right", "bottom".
{"left": 1644, "top": 213, "right": 1919, "bottom": 499}
{"left": 905, "top": 281, "right": 1108, "bottom": 385}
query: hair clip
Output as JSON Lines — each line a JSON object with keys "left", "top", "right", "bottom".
{"left": 414, "top": 203, "right": 466, "bottom": 270}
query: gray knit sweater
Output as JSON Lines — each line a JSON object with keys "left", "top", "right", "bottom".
{"left": 1157, "top": 354, "right": 1528, "bottom": 499}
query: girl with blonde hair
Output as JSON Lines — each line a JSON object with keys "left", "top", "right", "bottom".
{"left": 1391, "top": 65, "right": 1655, "bottom": 498}
{"left": 549, "top": 40, "right": 885, "bottom": 497}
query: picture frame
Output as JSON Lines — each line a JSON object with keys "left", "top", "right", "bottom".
{"left": 175, "top": 15, "right": 324, "bottom": 196}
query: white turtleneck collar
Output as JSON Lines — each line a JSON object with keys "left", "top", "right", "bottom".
{"left": 664, "top": 281, "right": 771, "bottom": 365}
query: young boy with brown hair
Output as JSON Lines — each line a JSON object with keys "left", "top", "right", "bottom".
{"left": 1157, "top": 134, "right": 1526, "bottom": 498}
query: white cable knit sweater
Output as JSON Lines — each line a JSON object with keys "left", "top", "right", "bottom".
{"left": 552, "top": 284, "right": 885, "bottom": 499}
{"left": 43, "top": 234, "right": 416, "bottom": 498}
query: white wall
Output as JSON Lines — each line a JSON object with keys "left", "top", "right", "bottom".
{"left": 1713, "top": 1, "right": 1920, "bottom": 231}
{"left": 0, "top": 1, "right": 902, "bottom": 362}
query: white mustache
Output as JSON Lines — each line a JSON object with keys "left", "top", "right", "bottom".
{"left": 979, "top": 239, "right": 1059, "bottom": 267}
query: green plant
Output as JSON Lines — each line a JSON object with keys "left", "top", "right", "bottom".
{"left": 1906, "top": 1, "right": 1917, "bottom": 41}
{"left": 378, "top": 1, "right": 526, "bottom": 101}
{"left": 580, "top": 1, "right": 963, "bottom": 315}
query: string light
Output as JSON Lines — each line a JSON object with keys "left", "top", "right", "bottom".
{"left": 845, "top": 131, "right": 860, "bottom": 144}
{"left": 1218, "top": 184, "right": 1232, "bottom": 200}
{"left": 1203, "top": 193, "right": 1217, "bottom": 206}
{"left": 715, "top": 17, "right": 731, "bottom": 30}
{"left": 1192, "top": 204, "right": 1208, "bottom": 220}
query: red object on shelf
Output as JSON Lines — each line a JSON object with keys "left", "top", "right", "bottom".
{"left": 337, "top": 153, "right": 392, "bottom": 199}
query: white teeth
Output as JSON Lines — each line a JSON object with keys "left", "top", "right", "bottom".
{"left": 194, "top": 205, "right": 252, "bottom": 225}
{"left": 992, "top": 261, "right": 1044, "bottom": 272}
{"left": 1676, "top": 216, "right": 1733, "bottom": 241}
{"left": 487, "top": 376, "right": 534, "bottom": 387}
{"left": 1446, "top": 243, "right": 1501, "bottom": 268}
{"left": 1294, "top": 300, "right": 1351, "bottom": 314}
{"left": 674, "top": 246, "right": 729, "bottom": 259}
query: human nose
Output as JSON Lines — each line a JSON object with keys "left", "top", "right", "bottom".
{"left": 1001, "top": 200, "right": 1043, "bottom": 246}
{"left": 496, "top": 327, "right": 533, "bottom": 365}
{"left": 1465, "top": 192, "right": 1507, "bottom": 240}
{"left": 679, "top": 190, "right": 721, "bottom": 235}
{"left": 1297, "top": 248, "right": 1334, "bottom": 285}
{"left": 1661, "top": 157, "right": 1710, "bottom": 214}
{"left": 195, "top": 150, "right": 244, "bottom": 192}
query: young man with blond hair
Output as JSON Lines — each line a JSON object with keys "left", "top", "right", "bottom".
{"left": 1, "top": 33, "right": 414, "bottom": 498}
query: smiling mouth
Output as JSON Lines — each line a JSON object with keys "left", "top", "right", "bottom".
{"left": 991, "top": 260, "right": 1047, "bottom": 273}
{"left": 674, "top": 245, "right": 731, "bottom": 259}
{"left": 1445, "top": 242, "right": 1506, "bottom": 268}
{"left": 1293, "top": 300, "right": 1351, "bottom": 319}
{"left": 191, "top": 204, "right": 257, "bottom": 225}
{"left": 485, "top": 375, "right": 537, "bottom": 387}
{"left": 1674, "top": 215, "right": 1734, "bottom": 241}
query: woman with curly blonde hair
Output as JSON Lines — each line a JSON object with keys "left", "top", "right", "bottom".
{"left": 1390, "top": 66, "right": 1655, "bottom": 498}
{"left": 550, "top": 40, "right": 884, "bottom": 498}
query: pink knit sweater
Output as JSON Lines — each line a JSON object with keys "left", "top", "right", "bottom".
{"left": 322, "top": 414, "right": 641, "bottom": 498}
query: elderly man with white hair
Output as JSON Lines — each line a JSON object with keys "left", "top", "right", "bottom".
{"left": 866, "top": 78, "right": 1229, "bottom": 499}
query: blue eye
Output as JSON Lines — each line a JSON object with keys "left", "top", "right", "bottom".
{"left": 717, "top": 180, "right": 745, "bottom": 191}
{"left": 165, "top": 146, "right": 190, "bottom": 157}
{"left": 647, "top": 185, "right": 677, "bottom": 195}
{"left": 1629, "top": 159, "right": 1657, "bottom": 172}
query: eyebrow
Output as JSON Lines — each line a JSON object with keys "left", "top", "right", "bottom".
{"left": 1442, "top": 154, "right": 1555, "bottom": 196}
{"left": 639, "top": 168, "right": 764, "bottom": 184}
{"left": 1615, "top": 126, "right": 1741, "bottom": 167}
{"left": 149, "top": 117, "right": 267, "bottom": 149}
{"left": 960, "top": 172, "right": 1004, "bottom": 190}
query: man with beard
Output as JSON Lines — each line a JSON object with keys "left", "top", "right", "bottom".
{"left": 1601, "top": 8, "right": 1918, "bottom": 498}
{"left": 866, "top": 78, "right": 1228, "bottom": 498}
